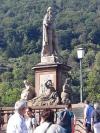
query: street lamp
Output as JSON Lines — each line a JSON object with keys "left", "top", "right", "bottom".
{"left": 77, "top": 48, "right": 84, "bottom": 103}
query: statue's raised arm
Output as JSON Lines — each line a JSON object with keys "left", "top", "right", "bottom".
{"left": 41, "top": 7, "right": 59, "bottom": 57}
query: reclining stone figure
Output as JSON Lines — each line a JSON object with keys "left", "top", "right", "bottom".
{"left": 28, "top": 80, "right": 60, "bottom": 106}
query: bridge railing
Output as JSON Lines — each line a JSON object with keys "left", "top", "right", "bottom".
{"left": 0, "top": 104, "right": 86, "bottom": 133}
{"left": 0, "top": 105, "right": 65, "bottom": 127}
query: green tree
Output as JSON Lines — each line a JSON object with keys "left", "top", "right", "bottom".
{"left": 0, "top": 72, "right": 13, "bottom": 82}
{"left": 0, "top": 82, "right": 21, "bottom": 106}
{"left": 87, "top": 52, "right": 100, "bottom": 101}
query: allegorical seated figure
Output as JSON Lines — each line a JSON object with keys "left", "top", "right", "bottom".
{"left": 21, "top": 80, "right": 35, "bottom": 100}
{"left": 28, "top": 80, "right": 60, "bottom": 106}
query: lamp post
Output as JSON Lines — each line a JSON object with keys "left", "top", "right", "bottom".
{"left": 77, "top": 48, "right": 84, "bottom": 103}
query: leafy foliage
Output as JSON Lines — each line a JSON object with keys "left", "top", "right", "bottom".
{"left": 87, "top": 52, "right": 100, "bottom": 101}
{"left": 0, "top": 0, "right": 100, "bottom": 105}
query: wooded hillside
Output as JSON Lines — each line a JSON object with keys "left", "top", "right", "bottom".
{"left": 0, "top": 0, "right": 100, "bottom": 106}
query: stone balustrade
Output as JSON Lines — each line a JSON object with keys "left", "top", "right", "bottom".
{"left": 0, "top": 103, "right": 86, "bottom": 133}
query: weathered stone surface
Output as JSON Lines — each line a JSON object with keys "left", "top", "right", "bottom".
{"left": 41, "top": 55, "right": 59, "bottom": 64}
{"left": 27, "top": 80, "right": 60, "bottom": 106}
{"left": 61, "top": 78, "right": 72, "bottom": 104}
{"left": 41, "top": 7, "right": 59, "bottom": 63}
{"left": 21, "top": 80, "right": 35, "bottom": 100}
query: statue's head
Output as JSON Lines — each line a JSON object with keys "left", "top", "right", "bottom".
{"left": 65, "top": 78, "right": 70, "bottom": 84}
{"left": 45, "top": 80, "right": 53, "bottom": 89}
{"left": 47, "top": 7, "right": 52, "bottom": 13}
{"left": 24, "top": 80, "right": 30, "bottom": 85}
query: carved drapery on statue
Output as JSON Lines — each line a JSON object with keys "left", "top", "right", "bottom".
{"left": 41, "top": 7, "right": 59, "bottom": 58}
{"left": 21, "top": 80, "right": 35, "bottom": 100}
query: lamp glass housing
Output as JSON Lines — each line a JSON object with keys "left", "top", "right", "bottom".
{"left": 77, "top": 48, "right": 84, "bottom": 59}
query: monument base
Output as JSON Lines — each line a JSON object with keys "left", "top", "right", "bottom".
{"left": 41, "top": 55, "right": 59, "bottom": 64}
{"left": 33, "top": 63, "right": 63, "bottom": 97}
{"left": 33, "top": 62, "right": 71, "bottom": 96}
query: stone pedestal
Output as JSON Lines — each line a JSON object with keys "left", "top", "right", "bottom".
{"left": 41, "top": 55, "right": 58, "bottom": 64}
{"left": 33, "top": 63, "right": 64, "bottom": 97}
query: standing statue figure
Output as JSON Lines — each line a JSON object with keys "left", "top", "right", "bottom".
{"left": 41, "top": 7, "right": 59, "bottom": 57}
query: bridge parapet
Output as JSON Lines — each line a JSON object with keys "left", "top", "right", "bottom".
{"left": 0, "top": 103, "right": 86, "bottom": 133}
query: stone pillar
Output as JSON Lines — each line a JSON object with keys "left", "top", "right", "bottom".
{"left": 33, "top": 63, "right": 63, "bottom": 97}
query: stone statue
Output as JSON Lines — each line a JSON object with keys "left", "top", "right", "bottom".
{"left": 28, "top": 80, "right": 60, "bottom": 106}
{"left": 41, "top": 7, "right": 59, "bottom": 57}
{"left": 21, "top": 80, "right": 35, "bottom": 100}
{"left": 61, "top": 78, "right": 71, "bottom": 104}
